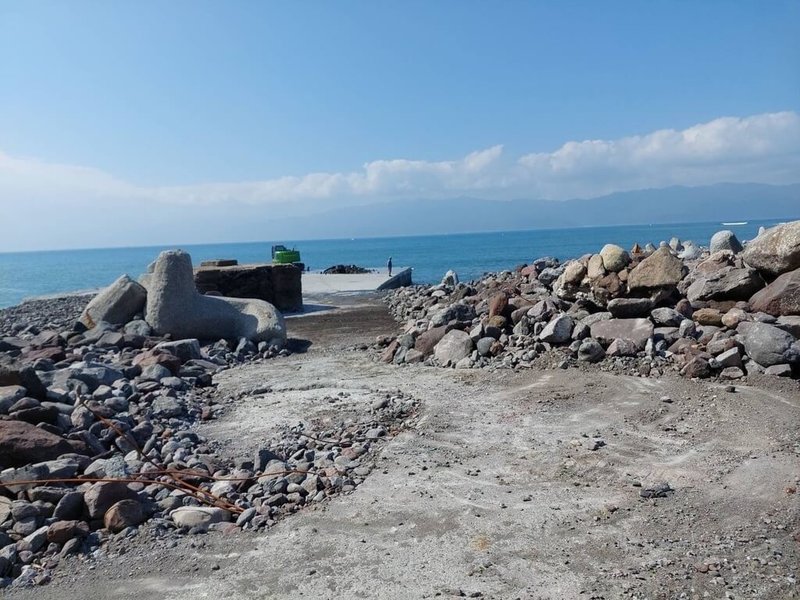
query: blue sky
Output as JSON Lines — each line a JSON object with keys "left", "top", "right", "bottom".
{"left": 0, "top": 1, "right": 799, "bottom": 250}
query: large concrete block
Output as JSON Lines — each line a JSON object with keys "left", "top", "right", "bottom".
{"left": 145, "top": 250, "right": 286, "bottom": 345}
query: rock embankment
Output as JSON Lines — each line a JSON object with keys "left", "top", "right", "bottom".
{"left": 380, "top": 222, "right": 800, "bottom": 380}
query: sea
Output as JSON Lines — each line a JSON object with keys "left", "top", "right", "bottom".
{"left": 0, "top": 219, "right": 786, "bottom": 309}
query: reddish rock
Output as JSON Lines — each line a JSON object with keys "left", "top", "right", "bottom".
{"left": 692, "top": 308, "right": 723, "bottom": 327}
{"left": 749, "top": 268, "right": 800, "bottom": 316}
{"left": 590, "top": 318, "right": 654, "bottom": 349}
{"left": 682, "top": 356, "right": 712, "bottom": 379}
{"left": 627, "top": 247, "right": 686, "bottom": 291}
{"left": 414, "top": 327, "right": 447, "bottom": 356}
{"left": 488, "top": 293, "right": 509, "bottom": 318}
{"left": 380, "top": 340, "right": 399, "bottom": 363}
{"left": 23, "top": 346, "right": 67, "bottom": 363}
{"left": 46, "top": 520, "right": 89, "bottom": 545}
{"left": 132, "top": 350, "right": 181, "bottom": 374}
{"left": 0, "top": 421, "right": 78, "bottom": 468}
{"left": 104, "top": 499, "right": 145, "bottom": 532}
{"left": 84, "top": 482, "right": 140, "bottom": 519}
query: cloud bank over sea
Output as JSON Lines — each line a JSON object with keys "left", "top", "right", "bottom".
{"left": 1, "top": 111, "right": 798, "bottom": 250}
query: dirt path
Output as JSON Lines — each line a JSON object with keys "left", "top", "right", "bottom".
{"left": 17, "top": 299, "right": 800, "bottom": 599}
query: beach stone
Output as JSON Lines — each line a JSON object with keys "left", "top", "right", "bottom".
{"left": 145, "top": 250, "right": 286, "bottom": 345}
{"left": 132, "top": 349, "right": 181, "bottom": 374}
{"left": 104, "top": 499, "right": 145, "bottom": 532}
{"left": 710, "top": 347, "right": 743, "bottom": 369}
{"left": 434, "top": 330, "right": 474, "bottom": 366}
{"left": 539, "top": 314, "right": 574, "bottom": 344}
{"left": 686, "top": 267, "right": 764, "bottom": 302}
{"left": 650, "top": 307, "right": 684, "bottom": 327}
{"left": 404, "top": 348, "right": 424, "bottom": 364}
{"left": 0, "top": 421, "right": 78, "bottom": 468}
{"left": 441, "top": 270, "right": 459, "bottom": 287}
{"left": 586, "top": 254, "right": 606, "bottom": 280}
{"left": 721, "top": 307, "right": 750, "bottom": 329}
{"left": 678, "top": 241, "right": 701, "bottom": 260}
{"left": 749, "top": 268, "right": 800, "bottom": 316}
{"left": 562, "top": 262, "right": 586, "bottom": 285}
{"left": 693, "top": 308, "right": 723, "bottom": 327}
{"left": 578, "top": 339, "right": 605, "bottom": 363}
{"left": 0, "top": 386, "right": 26, "bottom": 413}
{"left": 737, "top": 321, "right": 799, "bottom": 367}
{"left": 476, "top": 337, "right": 495, "bottom": 357}
{"left": 627, "top": 247, "right": 686, "bottom": 291}
{"left": 590, "top": 318, "right": 654, "bottom": 350}
{"left": 171, "top": 507, "right": 230, "bottom": 532}
{"left": 776, "top": 316, "right": 800, "bottom": 338}
{"left": 80, "top": 274, "right": 147, "bottom": 329}
{"left": 720, "top": 366, "right": 745, "bottom": 380}
{"left": 46, "top": 520, "right": 89, "bottom": 545}
{"left": 123, "top": 319, "right": 152, "bottom": 336}
{"left": 414, "top": 326, "right": 447, "bottom": 356}
{"left": 742, "top": 220, "right": 800, "bottom": 276}
{"left": 0, "top": 365, "right": 47, "bottom": 400}
{"left": 710, "top": 230, "right": 744, "bottom": 254}
{"left": 606, "top": 338, "right": 639, "bottom": 357}
{"left": 599, "top": 244, "right": 630, "bottom": 272}
{"left": 607, "top": 297, "right": 653, "bottom": 318}
{"left": 84, "top": 482, "right": 140, "bottom": 519}
{"left": 429, "top": 303, "right": 476, "bottom": 327}
{"left": 682, "top": 356, "right": 711, "bottom": 379}
{"left": 154, "top": 339, "right": 203, "bottom": 363}
{"left": 488, "top": 293, "right": 509, "bottom": 318}
{"left": 765, "top": 364, "right": 792, "bottom": 377}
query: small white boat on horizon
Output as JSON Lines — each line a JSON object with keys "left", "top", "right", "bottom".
{"left": 721, "top": 221, "right": 748, "bottom": 226}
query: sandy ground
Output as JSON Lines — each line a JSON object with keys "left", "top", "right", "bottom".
{"left": 15, "top": 295, "right": 800, "bottom": 600}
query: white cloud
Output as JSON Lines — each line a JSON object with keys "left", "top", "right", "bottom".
{"left": 0, "top": 111, "right": 798, "bottom": 249}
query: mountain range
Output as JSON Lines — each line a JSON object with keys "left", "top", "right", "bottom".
{"left": 264, "top": 182, "right": 800, "bottom": 240}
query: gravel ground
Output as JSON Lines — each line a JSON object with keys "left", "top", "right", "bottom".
{"left": 0, "top": 294, "right": 93, "bottom": 337}
{"left": 7, "top": 295, "right": 800, "bottom": 599}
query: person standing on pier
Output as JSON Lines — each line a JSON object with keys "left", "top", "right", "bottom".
{"left": 387, "top": 256, "right": 393, "bottom": 277}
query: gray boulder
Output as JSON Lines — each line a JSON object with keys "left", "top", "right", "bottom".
{"left": 677, "top": 241, "right": 702, "bottom": 260}
{"left": 599, "top": 244, "right": 630, "bottom": 272}
{"left": 441, "top": 270, "right": 459, "bottom": 287}
{"left": 539, "top": 314, "right": 574, "bottom": 344}
{"left": 590, "top": 318, "right": 654, "bottom": 349}
{"left": 607, "top": 298, "right": 653, "bottom": 318}
{"left": 628, "top": 247, "right": 687, "bottom": 291}
{"left": 145, "top": 250, "right": 286, "bottom": 345}
{"left": 80, "top": 275, "right": 146, "bottom": 329}
{"left": 429, "top": 303, "right": 476, "bottom": 327}
{"left": 737, "top": 321, "right": 799, "bottom": 367}
{"left": 749, "top": 267, "right": 800, "bottom": 316}
{"left": 433, "top": 330, "right": 474, "bottom": 366}
{"left": 578, "top": 338, "right": 605, "bottom": 363}
{"left": 650, "top": 307, "right": 685, "bottom": 327}
{"left": 686, "top": 267, "right": 764, "bottom": 302}
{"left": 742, "top": 220, "right": 800, "bottom": 276}
{"left": 710, "top": 230, "right": 744, "bottom": 254}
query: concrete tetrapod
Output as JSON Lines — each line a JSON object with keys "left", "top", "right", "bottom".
{"left": 144, "top": 250, "right": 286, "bottom": 345}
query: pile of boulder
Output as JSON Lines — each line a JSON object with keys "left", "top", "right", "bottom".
{"left": 0, "top": 249, "right": 352, "bottom": 588}
{"left": 322, "top": 265, "right": 375, "bottom": 275}
{"left": 380, "top": 222, "right": 800, "bottom": 380}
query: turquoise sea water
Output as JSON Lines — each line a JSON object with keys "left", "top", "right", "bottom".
{"left": 0, "top": 220, "right": 786, "bottom": 308}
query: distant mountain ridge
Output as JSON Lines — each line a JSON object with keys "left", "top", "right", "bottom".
{"left": 269, "top": 182, "right": 800, "bottom": 239}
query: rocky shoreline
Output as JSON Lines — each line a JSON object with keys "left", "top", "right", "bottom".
{"left": 1, "top": 223, "right": 799, "bottom": 591}
{"left": 0, "top": 252, "right": 415, "bottom": 589}
{"left": 379, "top": 222, "right": 800, "bottom": 382}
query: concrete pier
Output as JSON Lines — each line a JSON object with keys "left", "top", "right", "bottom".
{"left": 302, "top": 267, "right": 412, "bottom": 294}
